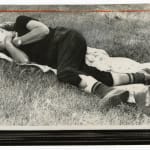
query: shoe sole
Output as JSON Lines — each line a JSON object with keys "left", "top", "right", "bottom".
{"left": 102, "top": 90, "right": 130, "bottom": 110}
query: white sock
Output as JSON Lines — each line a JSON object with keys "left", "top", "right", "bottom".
{"left": 111, "top": 72, "right": 121, "bottom": 86}
{"left": 79, "top": 75, "right": 98, "bottom": 93}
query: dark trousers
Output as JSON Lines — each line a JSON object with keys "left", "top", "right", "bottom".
{"left": 54, "top": 30, "right": 113, "bottom": 87}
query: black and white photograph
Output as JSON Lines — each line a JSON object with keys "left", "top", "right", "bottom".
{"left": 0, "top": 4, "right": 150, "bottom": 128}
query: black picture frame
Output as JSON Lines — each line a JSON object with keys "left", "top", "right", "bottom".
{"left": 0, "top": 130, "right": 150, "bottom": 145}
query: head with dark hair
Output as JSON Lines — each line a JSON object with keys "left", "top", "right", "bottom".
{"left": 0, "top": 22, "right": 15, "bottom": 31}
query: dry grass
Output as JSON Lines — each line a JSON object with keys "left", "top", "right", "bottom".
{"left": 0, "top": 5, "right": 150, "bottom": 127}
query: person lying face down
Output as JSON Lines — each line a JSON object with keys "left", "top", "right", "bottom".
{"left": 1, "top": 15, "right": 150, "bottom": 98}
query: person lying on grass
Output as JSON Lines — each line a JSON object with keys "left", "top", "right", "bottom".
{"left": 0, "top": 15, "right": 150, "bottom": 113}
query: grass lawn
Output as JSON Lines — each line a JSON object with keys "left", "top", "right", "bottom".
{"left": 0, "top": 4, "right": 150, "bottom": 127}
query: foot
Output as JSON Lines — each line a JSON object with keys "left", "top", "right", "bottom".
{"left": 94, "top": 84, "right": 130, "bottom": 108}
{"left": 134, "top": 86, "right": 150, "bottom": 116}
{"left": 102, "top": 90, "right": 130, "bottom": 110}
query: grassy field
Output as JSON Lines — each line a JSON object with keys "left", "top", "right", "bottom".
{"left": 0, "top": 4, "right": 150, "bottom": 127}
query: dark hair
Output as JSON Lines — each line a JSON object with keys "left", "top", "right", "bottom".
{"left": 0, "top": 22, "right": 15, "bottom": 31}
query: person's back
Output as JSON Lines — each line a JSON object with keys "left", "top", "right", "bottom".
{"left": 13, "top": 16, "right": 71, "bottom": 67}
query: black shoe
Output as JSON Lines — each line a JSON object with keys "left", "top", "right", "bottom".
{"left": 102, "top": 90, "right": 130, "bottom": 110}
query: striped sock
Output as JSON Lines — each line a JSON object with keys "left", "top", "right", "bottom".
{"left": 79, "top": 75, "right": 98, "bottom": 93}
{"left": 91, "top": 82, "right": 102, "bottom": 94}
{"left": 128, "top": 73, "right": 145, "bottom": 84}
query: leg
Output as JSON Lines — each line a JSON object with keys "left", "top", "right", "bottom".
{"left": 82, "top": 64, "right": 150, "bottom": 86}
{"left": 79, "top": 74, "right": 130, "bottom": 109}
{"left": 56, "top": 30, "right": 87, "bottom": 87}
{"left": 82, "top": 64, "right": 113, "bottom": 86}
{"left": 55, "top": 31, "right": 130, "bottom": 105}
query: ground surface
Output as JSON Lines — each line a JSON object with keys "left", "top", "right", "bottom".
{"left": 0, "top": 4, "right": 150, "bottom": 127}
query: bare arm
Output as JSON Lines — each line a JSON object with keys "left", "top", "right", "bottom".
{"left": 13, "top": 20, "right": 50, "bottom": 46}
{"left": 5, "top": 36, "right": 29, "bottom": 64}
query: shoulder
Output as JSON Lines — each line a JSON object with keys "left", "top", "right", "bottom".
{"left": 16, "top": 15, "right": 38, "bottom": 22}
{"left": 15, "top": 15, "right": 38, "bottom": 27}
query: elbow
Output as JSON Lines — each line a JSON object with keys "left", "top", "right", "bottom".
{"left": 20, "top": 57, "right": 30, "bottom": 64}
{"left": 23, "top": 58, "right": 30, "bottom": 64}
{"left": 24, "top": 59, "right": 30, "bottom": 64}
{"left": 40, "top": 26, "right": 50, "bottom": 36}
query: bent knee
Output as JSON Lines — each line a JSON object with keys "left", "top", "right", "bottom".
{"left": 57, "top": 68, "right": 81, "bottom": 86}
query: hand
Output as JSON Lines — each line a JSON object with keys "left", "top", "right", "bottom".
{"left": 4, "top": 32, "right": 17, "bottom": 46}
{"left": 12, "top": 36, "right": 22, "bottom": 47}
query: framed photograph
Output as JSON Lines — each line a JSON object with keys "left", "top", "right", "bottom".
{"left": 0, "top": 2, "right": 150, "bottom": 145}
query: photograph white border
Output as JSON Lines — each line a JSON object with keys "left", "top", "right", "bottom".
{"left": 0, "top": 0, "right": 149, "bottom": 5}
